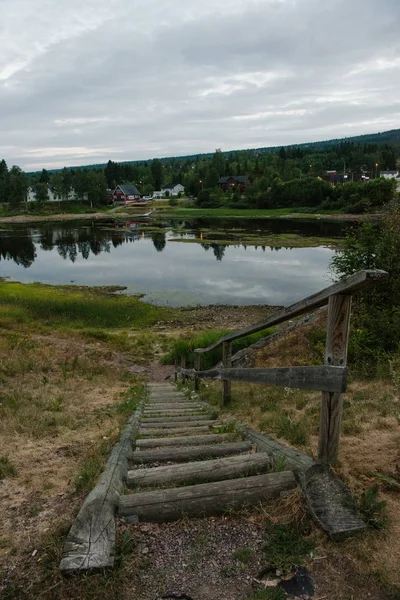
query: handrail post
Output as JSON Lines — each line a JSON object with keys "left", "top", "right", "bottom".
{"left": 194, "top": 353, "right": 200, "bottom": 391}
{"left": 174, "top": 358, "right": 179, "bottom": 383}
{"left": 180, "top": 355, "right": 187, "bottom": 383}
{"left": 318, "top": 294, "right": 352, "bottom": 465}
{"left": 222, "top": 341, "right": 232, "bottom": 405}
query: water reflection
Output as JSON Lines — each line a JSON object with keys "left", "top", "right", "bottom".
{"left": 0, "top": 218, "right": 342, "bottom": 306}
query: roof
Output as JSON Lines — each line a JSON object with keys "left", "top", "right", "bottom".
{"left": 161, "top": 182, "right": 182, "bottom": 190}
{"left": 117, "top": 184, "right": 140, "bottom": 195}
{"left": 218, "top": 176, "right": 250, "bottom": 184}
{"left": 380, "top": 170, "right": 399, "bottom": 175}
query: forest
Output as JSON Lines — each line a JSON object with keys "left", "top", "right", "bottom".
{"left": 0, "top": 129, "right": 399, "bottom": 213}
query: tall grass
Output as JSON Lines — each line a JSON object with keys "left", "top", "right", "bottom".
{"left": 0, "top": 282, "right": 169, "bottom": 329}
{"left": 162, "top": 328, "right": 273, "bottom": 370}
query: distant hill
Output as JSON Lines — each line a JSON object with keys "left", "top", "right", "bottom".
{"left": 34, "top": 128, "right": 400, "bottom": 173}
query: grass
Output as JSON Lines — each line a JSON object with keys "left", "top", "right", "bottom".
{"left": 248, "top": 589, "right": 286, "bottom": 600}
{"left": 0, "top": 281, "right": 170, "bottom": 330}
{"left": 263, "top": 521, "right": 314, "bottom": 574}
{"left": 233, "top": 546, "right": 252, "bottom": 566}
{"left": 162, "top": 328, "right": 274, "bottom": 370}
{"left": 0, "top": 201, "right": 113, "bottom": 218}
{"left": 0, "top": 455, "right": 17, "bottom": 480}
{"left": 155, "top": 206, "right": 354, "bottom": 220}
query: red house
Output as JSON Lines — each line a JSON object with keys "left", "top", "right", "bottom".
{"left": 218, "top": 176, "right": 251, "bottom": 193}
{"left": 112, "top": 184, "right": 141, "bottom": 205}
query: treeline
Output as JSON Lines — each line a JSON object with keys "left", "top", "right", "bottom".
{"left": 0, "top": 135, "right": 399, "bottom": 210}
{"left": 198, "top": 176, "right": 396, "bottom": 213}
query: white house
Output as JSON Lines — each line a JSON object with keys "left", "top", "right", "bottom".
{"left": 27, "top": 186, "right": 85, "bottom": 202}
{"left": 161, "top": 183, "right": 185, "bottom": 196}
{"left": 152, "top": 191, "right": 164, "bottom": 199}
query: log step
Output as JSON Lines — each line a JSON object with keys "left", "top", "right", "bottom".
{"left": 131, "top": 441, "right": 252, "bottom": 464}
{"left": 140, "top": 420, "right": 218, "bottom": 429}
{"left": 139, "top": 426, "right": 214, "bottom": 437}
{"left": 146, "top": 403, "right": 205, "bottom": 410}
{"left": 136, "top": 433, "right": 235, "bottom": 449}
{"left": 141, "top": 416, "right": 216, "bottom": 425}
{"left": 127, "top": 453, "right": 272, "bottom": 489}
{"left": 119, "top": 472, "right": 297, "bottom": 521}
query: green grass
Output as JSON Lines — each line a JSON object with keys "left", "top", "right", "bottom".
{"left": 0, "top": 455, "right": 17, "bottom": 480}
{"left": 233, "top": 546, "right": 252, "bottom": 566}
{"left": 0, "top": 281, "right": 170, "bottom": 330}
{"left": 155, "top": 206, "right": 351, "bottom": 220}
{"left": 264, "top": 522, "right": 314, "bottom": 574}
{"left": 162, "top": 328, "right": 274, "bottom": 370}
{"left": 248, "top": 589, "right": 286, "bottom": 600}
{"left": 0, "top": 201, "right": 113, "bottom": 218}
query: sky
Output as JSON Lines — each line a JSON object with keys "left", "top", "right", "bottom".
{"left": 1, "top": 0, "right": 399, "bottom": 171}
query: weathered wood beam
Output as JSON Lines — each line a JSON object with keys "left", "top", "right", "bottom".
{"left": 139, "top": 426, "right": 212, "bottom": 437}
{"left": 242, "top": 428, "right": 315, "bottom": 473}
{"left": 60, "top": 404, "right": 143, "bottom": 573}
{"left": 119, "top": 472, "right": 297, "bottom": 521}
{"left": 136, "top": 433, "right": 235, "bottom": 449}
{"left": 318, "top": 294, "right": 352, "bottom": 464}
{"left": 140, "top": 416, "right": 217, "bottom": 426}
{"left": 127, "top": 453, "right": 272, "bottom": 489}
{"left": 131, "top": 441, "right": 252, "bottom": 464}
{"left": 194, "top": 270, "right": 387, "bottom": 353}
{"left": 181, "top": 365, "right": 347, "bottom": 393}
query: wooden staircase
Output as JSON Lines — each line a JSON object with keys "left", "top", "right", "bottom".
{"left": 118, "top": 382, "right": 297, "bottom": 522}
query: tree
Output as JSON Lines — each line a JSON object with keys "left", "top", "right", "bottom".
{"left": 34, "top": 182, "right": 49, "bottom": 202}
{"left": 0, "top": 159, "right": 9, "bottom": 203}
{"left": 39, "top": 169, "right": 50, "bottom": 184}
{"left": 151, "top": 159, "right": 163, "bottom": 190}
{"left": 8, "top": 166, "right": 28, "bottom": 206}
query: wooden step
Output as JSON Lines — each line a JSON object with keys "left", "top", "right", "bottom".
{"left": 136, "top": 433, "right": 235, "bottom": 449}
{"left": 139, "top": 426, "right": 213, "bottom": 437}
{"left": 143, "top": 411, "right": 209, "bottom": 417}
{"left": 141, "top": 415, "right": 216, "bottom": 424}
{"left": 140, "top": 419, "right": 218, "bottom": 429}
{"left": 132, "top": 441, "right": 252, "bottom": 464}
{"left": 146, "top": 403, "right": 205, "bottom": 410}
{"left": 119, "top": 471, "right": 297, "bottom": 521}
{"left": 127, "top": 453, "right": 272, "bottom": 489}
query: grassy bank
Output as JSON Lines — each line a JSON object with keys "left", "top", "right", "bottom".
{"left": 0, "top": 201, "right": 114, "bottom": 218}
{"left": 0, "top": 281, "right": 171, "bottom": 331}
{"left": 154, "top": 206, "right": 364, "bottom": 220}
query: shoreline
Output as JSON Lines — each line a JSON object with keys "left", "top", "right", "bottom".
{"left": 0, "top": 207, "right": 380, "bottom": 224}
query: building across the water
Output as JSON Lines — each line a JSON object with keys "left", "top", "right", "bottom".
{"left": 112, "top": 184, "right": 141, "bottom": 205}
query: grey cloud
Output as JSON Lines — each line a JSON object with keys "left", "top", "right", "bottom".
{"left": 0, "top": 0, "right": 399, "bottom": 169}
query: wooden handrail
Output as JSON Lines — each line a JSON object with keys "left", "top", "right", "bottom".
{"left": 176, "top": 268, "right": 388, "bottom": 466}
{"left": 180, "top": 365, "right": 347, "bottom": 393}
{"left": 194, "top": 270, "right": 388, "bottom": 354}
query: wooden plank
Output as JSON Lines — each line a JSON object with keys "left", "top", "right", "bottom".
{"left": 318, "top": 294, "right": 352, "bottom": 464}
{"left": 60, "top": 404, "right": 143, "bottom": 572}
{"left": 146, "top": 403, "right": 205, "bottom": 410}
{"left": 127, "top": 453, "right": 272, "bottom": 488}
{"left": 141, "top": 417, "right": 217, "bottom": 426}
{"left": 143, "top": 409, "right": 208, "bottom": 415}
{"left": 300, "top": 463, "right": 366, "bottom": 541}
{"left": 119, "top": 472, "right": 297, "bottom": 521}
{"left": 242, "top": 428, "right": 315, "bottom": 473}
{"left": 139, "top": 426, "right": 212, "bottom": 437}
{"left": 136, "top": 433, "right": 235, "bottom": 449}
{"left": 222, "top": 341, "right": 232, "bottom": 405}
{"left": 194, "top": 270, "right": 387, "bottom": 353}
{"left": 131, "top": 441, "right": 252, "bottom": 464}
{"left": 182, "top": 365, "right": 347, "bottom": 393}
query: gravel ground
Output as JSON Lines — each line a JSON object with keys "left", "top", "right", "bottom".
{"left": 120, "top": 514, "right": 270, "bottom": 600}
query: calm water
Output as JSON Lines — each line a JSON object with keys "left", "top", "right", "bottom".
{"left": 0, "top": 218, "right": 349, "bottom": 307}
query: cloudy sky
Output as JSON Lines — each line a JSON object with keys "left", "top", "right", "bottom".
{"left": 1, "top": 0, "right": 399, "bottom": 171}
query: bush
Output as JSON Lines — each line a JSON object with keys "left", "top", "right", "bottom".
{"left": 330, "top": 201, "right": 400, "bottom": 371}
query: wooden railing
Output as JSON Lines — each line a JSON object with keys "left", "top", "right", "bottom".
{"left": 176, "top": 269, "right": 388, "bottom": 465}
